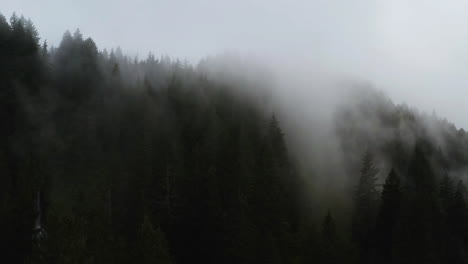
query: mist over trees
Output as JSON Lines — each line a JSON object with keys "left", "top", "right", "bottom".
{"left": 1, "top": 13, "right": 468, "bottom": 264}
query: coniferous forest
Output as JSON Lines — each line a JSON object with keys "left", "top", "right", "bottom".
{"left": 2, "top": 13, "right": 468, "bottom": 264}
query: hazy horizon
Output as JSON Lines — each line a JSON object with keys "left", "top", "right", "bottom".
{"left": 4, "top": 0, "right": 468, "bottom": 129}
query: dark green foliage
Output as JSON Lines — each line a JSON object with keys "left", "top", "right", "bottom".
{"left": 352, "top": 150, "right": 379, "bottom": 264}
{"left": 392, "top": 143, "right": 443, "bottom": 264}
{"left": 448, "top": 181, "right": 468, "bottom": 263}
{"left": 0, "top": 14, "right": 311, "bottom": 264}
{"left": 439, "top": 173, "right": 454, "bottom": 214}
{"left": 3, "top": 13, "right": 468, "bottom": 264}
{"left": 374, "top": 169, "right": 401, "bottom": 263}
{"left": 452, "top": 181, "right": 468, "bottom": 238}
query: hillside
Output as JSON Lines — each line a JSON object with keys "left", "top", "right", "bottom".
{"left": 1, "top": 13, "right": 468, "bottom": 264}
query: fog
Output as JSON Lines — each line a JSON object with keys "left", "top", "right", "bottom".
{"left": 4, "top": 0, "right": 468, "bottom": 129}
{"left": 5, "top": 0, "right": 468, "bottom": 206}
{"left": 4, "top": 2, "right": 468, "bottom": 262}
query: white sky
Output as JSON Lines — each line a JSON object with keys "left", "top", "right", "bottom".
{"left": 4, "top": 0, "right": 468, "bottom": 128}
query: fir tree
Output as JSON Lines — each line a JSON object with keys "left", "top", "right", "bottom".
{"left": 374, "top": 168, "right": 401, "bottom": 262}
{"left": 352, "top": 150, "right": 379, "bottom": 264}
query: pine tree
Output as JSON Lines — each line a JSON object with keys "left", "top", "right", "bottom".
{"left": 441, "top": 180, "right": 468, "bottom": 264}
{"left": 451, "top": 181, "right": 467, "bottom": 240}
{"left": 352, "top": 150, "right": 379, "bottom": 263}
{"left": 393, "top": 143, "right": 442, "bottom": 264}
{"left": 439, "top": 174, "right": 454, "bottom": 215}
{"left": 374, "top": 168, "right": 401, "bottom": 262}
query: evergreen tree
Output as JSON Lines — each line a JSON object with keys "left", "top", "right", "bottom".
{"left": 352, "top": 150, "right": 379, "bottom": 264}
{"left": 374, "top": 168, "right": 401, "bottom": 263}
{"left": 5, "top": 12, "right": 468, "bottom": 264}
{"left": 439, "top": 173, "right": 454, "bottom": 215}
{"left": 443, "top": 180, "right": 468, "bottom": 264}
{"left": 393, "top": 143, "right": 442, "bottom": 264}
{"left": 451, "top": 181, "right": 467, "bottom": 240}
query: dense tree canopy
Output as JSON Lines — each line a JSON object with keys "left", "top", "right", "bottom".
{"left": 1, "top": 13, "right": 468, "bottom": 264}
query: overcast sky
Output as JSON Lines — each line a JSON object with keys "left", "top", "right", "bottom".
{"left": 4, "top": 0, "right": 468, "bottom": 128}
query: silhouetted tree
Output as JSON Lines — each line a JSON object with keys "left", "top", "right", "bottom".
{"left": 393, "top": 143, "right": 442, "bottom": 264}
{"left": 374, "top": 168, "right": 401, "bottom": 263}
{"left": 4, "top": 12, "right": 468, "bottom": 264}
{"left": 352, "top": 150, "right": 379, "bottom": 264}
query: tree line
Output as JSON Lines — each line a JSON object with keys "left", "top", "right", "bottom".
{"left": 1, "top": 13, "right": 467, "bottom": 264}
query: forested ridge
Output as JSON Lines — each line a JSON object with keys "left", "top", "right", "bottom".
{"left": 1, "top": 13, "right": 468, "bottom": 264}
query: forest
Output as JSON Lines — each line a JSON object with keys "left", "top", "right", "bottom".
{"left": 1, "top": 13, "right": 468, "bottom": 264}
